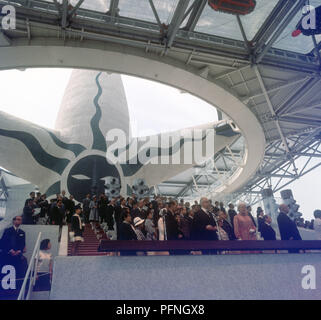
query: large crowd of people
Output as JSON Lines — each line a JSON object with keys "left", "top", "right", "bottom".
{"left": 16, "top": 190, "right": 321, "bottom": 248}
{"left": 1, "top": 189, "right": 321, "bottom": 296}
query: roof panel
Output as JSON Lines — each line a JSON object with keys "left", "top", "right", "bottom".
{"left": 240, "top": 0, "right": 279, "bottom": 40}
{"left": 118, "top": 0, "right": 180, "bottom": 24}
{"left": 273, "top": 0, "right": 321, "bottom": 54}
{"left": 195, "top": 2, "right": 242, "bottom": 40}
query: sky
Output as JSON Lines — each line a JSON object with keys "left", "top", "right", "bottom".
{"left": 0, "top": 68, "right": 320, "bottom": 220}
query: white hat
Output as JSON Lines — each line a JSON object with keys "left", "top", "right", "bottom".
{"left": 133, "top": 217, "right": 145, "bottom": 227}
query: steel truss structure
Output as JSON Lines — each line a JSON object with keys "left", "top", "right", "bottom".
{"left": 0, "top": 0, "right": 321, "bottom": 202}
{"left": 229, "top": 127, "right": 321, "bottom": 205}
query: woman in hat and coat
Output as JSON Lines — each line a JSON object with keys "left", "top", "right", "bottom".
{"left": 70, "top": 204, "right": 84, "bottom": 256}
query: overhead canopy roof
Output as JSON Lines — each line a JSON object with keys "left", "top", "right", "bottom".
{"left": 46, "top": 0, "right": 321, "bottom": 54}
{"left": 1, "top": 0, "right": 321, "bottom": 201}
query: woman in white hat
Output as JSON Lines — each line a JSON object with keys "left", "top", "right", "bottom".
{"left": 133, "top": 217, "right": 146, "bottom": 241}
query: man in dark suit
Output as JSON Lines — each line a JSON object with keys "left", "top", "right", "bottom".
{"left": 193, "top": 197, "right": 218, "bottom": 254}
{"left": 115, "top": 198, "right": 127, "bottom": 238}
{"left": 118, "top": 210, "right": 137, "bottom": 256}
{"left": 277, "top": 204, "right": 302, "bottom": 253}
{"left": 61, "top": 190, "right": 69, "bottom": 207}
{"left": 24, "top": 191, "right": 35, "bottom": 207}
{"left": 193, "top": 197, "right": 218, "bottom": 241}
{"left": 22, "top": 199, "right": 35, "bottom": 225}
{"left": 131, "top": 200, "right": 146, "bottom": 220}
{"left": 165, "top": 200, "right": 182, "bottom": 240}
{"left": 50, "top": 200, "right": 65, "bottom": 227}
{"left": 227, "top": 203, "right": 237, "bottom": 225}
{"left": 118, "top": 210, "right": 137, "bottom": 240}
{"left": 0, "top": 216, "right": 28, "bottom": 289}
{"left": 260, "top": 215, "right": 276, "bottom": 240}
{"left": 106, "top": 198, "right": 116, "bottom": 230}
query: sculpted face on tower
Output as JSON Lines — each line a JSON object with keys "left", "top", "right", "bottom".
{"left": 67, "top": 155, "right": 120, "bottom": 202}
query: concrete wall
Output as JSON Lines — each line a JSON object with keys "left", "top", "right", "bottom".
{"left": 50, "top": 254, "right": 321, "bottom": 300}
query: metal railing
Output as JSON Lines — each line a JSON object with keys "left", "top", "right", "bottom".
{"left": 17, "top": 232, "right": 42, "bottom": 300}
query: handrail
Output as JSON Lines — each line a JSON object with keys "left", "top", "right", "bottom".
{"left": 99, "top": 240, "right": 321, "bottom": 253}
{"left": 17, "top": 232, "right": 42, "bottom": 300}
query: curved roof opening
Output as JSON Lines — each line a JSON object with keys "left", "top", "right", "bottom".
{"left": 0, "top": 68, "right": 219, "bottom": 135}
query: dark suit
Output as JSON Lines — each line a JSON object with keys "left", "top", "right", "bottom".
{"left": 228, "top": 209, "right": 237, "bottom": 224}
{"left": 22, "top": 205, "right": 35, "bottom": 225}
{"left": 82, "top": 197, "right": 91, "bottom": 223}
{"left": 1, "top": 226, "right": 25, "bottom": 255}
{"left": 114, "top": 206, "right": 124, "bottom": 226}
{"left": 260, "top": 223, "right": 276, "bottom": 240}
{"left": 24, "top": 197, "right": 35, "bottom": 207}
{"left": 115, "top": 205, "right": 127, "bottom": 238}
{"left": 0, "top": 226, "right": 28, "bottom": 283}
{"left": 65, "top": 199, "right": 75, "bottom": 223}
{"left": 106, "top": 204, "right": 115, "bottom": 230}
{"left": 277, "top": 212, "right": 302, "bottom": 240}
{"left": 165, "top": 210, "right": 180, "bottom": 240}
{"left": 38, "top": 199, "right": 49, "bottom": 218}
{"left": 98, "top": 198, "right": 108, "bottom": 222}
{"left": 131, "top": 208, "right": 146, "bottom": 220}
{"left": 180, "top": 216, "right": 193, "bottom": 239}
{"left": 221, "top": 219, "right": 237, "bottom": 240}
{"left": 192, "top": 209, "right": 218, "bottom": 241}
{"left": 257, "top": 216, "right": 264, "bottom": 233}
{"left": 50, "top": 205, "right": 65, "bottom": 226}
{"left": 118, "top": 222, "right": 138, "bottom": 256}
{"left": 118, "top": 222, "right": 137, "bottom": 240}
{"left": 277, "top": 212, "right": 302, "bottom": 253}
{"left": 71, "top": 215, "right": 83, "bottom": 237}
{"left": 192, "top": 209, "right": 218, "bottom": 254}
